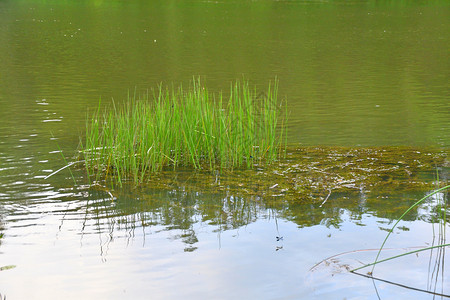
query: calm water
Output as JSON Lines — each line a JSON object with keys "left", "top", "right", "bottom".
{"left": 0, "top": 0, "right": 449, "bottom": 299}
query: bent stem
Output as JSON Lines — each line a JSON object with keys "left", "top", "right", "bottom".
{"left": 50, "top": 131, "right": 77, "bottom": 185}
{"left": 351, "top": 184, "right": 450, "bottom": 273}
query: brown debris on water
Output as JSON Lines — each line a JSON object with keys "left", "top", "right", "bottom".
{"left": 82, "top": 146, "right": 448, "bottom": 242}
{"left": 106, "top": 146, "right": 448, "bottom": 207}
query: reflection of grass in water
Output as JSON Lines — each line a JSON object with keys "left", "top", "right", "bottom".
{"left": 71, "top": 148, "right": 448, "bottom": 268}
{"left": 83, "top": 184, "right": 265, "bottom": 253}
{"left": 0, "top": 222, "right": 15, "bottom": 279}
{"left": 72, "top": 146, "right": 448, "bottom": 257}
{"left": 81, "top": 78, "right": 286, "bottom": 186}
{"left": 81, "top": 146, "right": 448, "bottom": 235}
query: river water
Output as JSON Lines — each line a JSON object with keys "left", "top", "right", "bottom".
{"left": 0, "top": 0, "right": 449, "bottom": 299}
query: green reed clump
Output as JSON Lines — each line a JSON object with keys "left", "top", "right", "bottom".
{"left": 81, "top": 79, "right": 287, "bottom": 185}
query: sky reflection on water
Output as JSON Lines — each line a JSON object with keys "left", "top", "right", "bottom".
{"left": 0, "top": 184, "right": 448, "bottom": 299}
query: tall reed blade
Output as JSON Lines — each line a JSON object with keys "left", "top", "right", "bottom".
{"left": 81, "top": 78, "right": 287, "bottom": 185}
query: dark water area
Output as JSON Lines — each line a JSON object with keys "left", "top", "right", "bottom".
{"left": 0, "top": 0, "right": 449, "bottom": 299}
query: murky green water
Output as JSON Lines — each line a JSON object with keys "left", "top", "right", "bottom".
{"left": 0, "top": 0, "right": 449, "bottom": 299}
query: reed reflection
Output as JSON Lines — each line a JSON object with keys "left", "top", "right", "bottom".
{"left": 74, "top": 145, "right": 447, "bottom": 255}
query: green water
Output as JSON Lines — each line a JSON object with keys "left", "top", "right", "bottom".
{"left": 0, "top": 0, "right": 449, "bottom": 299}
{"left": 1, "top": 0, "right": 448, "bottom": 147}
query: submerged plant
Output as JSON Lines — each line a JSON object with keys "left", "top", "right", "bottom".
{"left": 80, "top": 78, "right": 287, "bottom": 185}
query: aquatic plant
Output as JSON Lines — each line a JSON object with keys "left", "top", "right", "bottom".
{"left": 351, "top": 184, "right": 449, "bottom": 297}
{"left": 81, "top": 78, "right": 287, "bottom": 185}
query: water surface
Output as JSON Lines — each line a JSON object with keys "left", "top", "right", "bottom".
{"left": 0, "top": 0, "right": 449, "bottom": 299}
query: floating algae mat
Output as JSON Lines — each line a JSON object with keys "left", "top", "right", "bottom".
{"left": 81, "top": 79, "right": 286, "bottom": 185}
{"left": 91, "top": 146, "right": 448, "bottom": 208}
{"left": 80, "top": 79, "right": 447, "bottom": 197}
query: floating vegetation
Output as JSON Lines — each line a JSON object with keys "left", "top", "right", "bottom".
{"left": 81, "top": 78, "right": 287, "bottom": 185}
{"left": 70, "top": 145, "right": 448, "bottom": 257}
{"left": 83, "top": 146, "right": 449, "bottom": 232}
{"left": 131, "top": 146, "right": 448, "bottom": 202}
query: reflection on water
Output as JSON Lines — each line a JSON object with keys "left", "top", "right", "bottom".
{"left": 0, "top": 0, "right": 449, "bottom": 298}
{"left": 68, "top": 180, "right": 450, "bottom": 253}
{"left": 0, "top": 125, "right": 448, "bottom": 298}
{"left": 0, "top": 177, "right": 448, "bottom": 299}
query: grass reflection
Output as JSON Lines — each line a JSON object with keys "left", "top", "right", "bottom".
{"left": 82, "top": 185, "right": 264, "bottom": 253}
{"left": 74, "top": 146, "right": 448, "bottom": 254}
